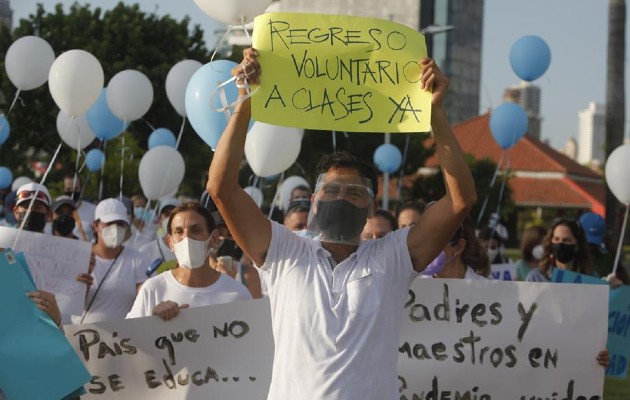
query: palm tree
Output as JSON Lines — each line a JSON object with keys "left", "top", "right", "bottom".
{"left": 605, "top": 0, "right": 626, "bottom": 237}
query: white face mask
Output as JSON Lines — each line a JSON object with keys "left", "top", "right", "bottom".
{"left": 101, "top": 224, "right": 126, "bottom": 248}
{"left": 173, "top": 237, "right": 209, "bottom": 269}
{"left": 487, "top": 248, "right": 499, "bottom": 261}
{"left": 531, "top": 244, "right": 544, "bottom": 260}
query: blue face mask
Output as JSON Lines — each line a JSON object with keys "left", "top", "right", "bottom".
{"left": 133, "top": 207, "right": 151, "bottom": 221}
{"left": 422, "top": 251, "right": 457, "bottom": 276}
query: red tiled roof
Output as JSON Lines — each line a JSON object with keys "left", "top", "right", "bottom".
{"left": 425, "top": 113, "right": 601, "bottom": 178}
{"left": 419, "top": 113, "right": 605, "bottom": 212}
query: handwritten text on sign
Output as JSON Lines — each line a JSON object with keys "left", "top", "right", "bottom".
{"left": 64, "top": 298, "right": 273, "bottom": 400}
{"left": 0, "top": 226, "right": 90, "bottom": 321}
{"left": 252, "top": 12, "right": 431, "bottom": 133}
{"left": 399, "top": 279, "right": 608, "bottom": 400}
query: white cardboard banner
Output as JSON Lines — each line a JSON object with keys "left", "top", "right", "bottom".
{"left": 490, "top": 262, "right": 518, "bottom": 281}
{"left": 64, "top": 298, "right": 274, "bottom": 400}
{"left": 64, "top": 280, "right": 608, "bottom": 400}
{"left": 398, "top": 278, "right": 608, "bottom": 400}
{"left": 0, "top": 226, "right": 90, "bottom": 320}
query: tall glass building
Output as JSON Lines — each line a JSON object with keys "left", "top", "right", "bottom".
{"left": 420, "top": 0, "right": 484, "bottom": 124}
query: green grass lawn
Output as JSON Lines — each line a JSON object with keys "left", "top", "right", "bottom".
{"left": 604, "top": 376, "right": 630, "bottom": 399}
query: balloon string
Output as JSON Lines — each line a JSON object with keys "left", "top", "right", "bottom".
{"left": 0, "top": 90, "right": 21, "bottom": 140}
{"left": 175, "top": 116, "right": 186, "bottom": 150}
{"left": 13, "top": 140, "right": 63, "bottom": 249}
{"left": 209, "top": 24, "right": 235, "bottom": 63}
{"left": 396, "top": 134, "right": 411, "bottom": 203}
{"left": 119, "top": 120, "right": 127, "bottom": 199}
{"left": 268, "top": 172, "right": 284, "bottom": 219}
{"left": 476, "top": 151, "right": 506, "bottom": 226}
{"left": 612, "top": 205, "right": 629, "bottom": 276}
{"left": 332, "top": 131, "right": 337, "bottom": 152}
{"left": 99, "top": 140, "right": 106, "bottom": 201}
{"left": 72, "top": 125, "right": 82, "bottom": 196}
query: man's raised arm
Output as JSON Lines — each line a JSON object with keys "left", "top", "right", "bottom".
{"left": 207, "top": 49, "right": 271, "bottom": 267}
{"left": 407, "top": 58, "right": 477, "bottom": 272}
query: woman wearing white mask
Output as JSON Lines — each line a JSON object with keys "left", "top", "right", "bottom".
{"left": 514, "top": 225, "right": 546, "bottom": 281}
{"left": 74, "top": 198, "right": 152, "bottom": 324}
{"left": 126, "top": 202, "right": 251, "bottom": 320}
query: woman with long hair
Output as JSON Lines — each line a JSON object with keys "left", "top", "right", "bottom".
{"left": 525, "top": 218, "right": 591, "bottom": 282}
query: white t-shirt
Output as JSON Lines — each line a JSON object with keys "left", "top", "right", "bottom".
{"left": 138, "top": 237, "right": 176, "bottom": 264}
{"left": 259, "top": 221, "right": 418, "bottom": 400}
{"left": 73, "top": 200, "right": 96, "bottom": 241}
{"left": 74, "top": 246, "right": 150, "bottom": 324}
{"left": 126, "top": 271, "right": 252, "bottom": 318}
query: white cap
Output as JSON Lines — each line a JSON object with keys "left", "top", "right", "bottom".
{"left": 95, "top": 198, "right": 130, "bottom": 224}
{"left": 16, "top": 182, "right": 51, "bottom": 207}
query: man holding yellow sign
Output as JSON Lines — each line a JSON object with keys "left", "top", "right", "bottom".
{"left": 208, "top": 12, "right": 475, "bottom": 400}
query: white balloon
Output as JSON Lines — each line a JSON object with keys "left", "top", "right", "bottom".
{"left": 48, "top": 49, "right": 104, "bottom": 116}
{"left": 107, "top": 70, "right": 154, "bottom": 121}
{"left": 11, "top": 176, "right": 33, "bottom": 192}
{"left": 193, "top": 0, "right": 272, "bottom": 25}
{"left": 166, "top": 60, "right": 202, "bottom": 117}
{"left": 5, "top": 36, "right": 55, "bottom": 91}
{"left": 245, "top": 122, "right": 303, "bottom": 177}
{"left": 605, "top": 143, "right": 630, "bottom": 205}
{"left": 56, "top": 111, "right": 96, "bottom": 150}
{"left": 244, "top": 186, "right": 263, "bottom": 208}
{"left": 278, "top": 176, "right": 310, "bottom": 211}
{"left": 138, "top": 146, "right": 185, "bottom": 201}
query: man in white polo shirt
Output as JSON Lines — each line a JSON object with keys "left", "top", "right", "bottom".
{"left": 207, "top": 49, "right": 476, "bottom": 399}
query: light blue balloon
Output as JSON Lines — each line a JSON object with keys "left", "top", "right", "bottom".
{"left": 185, "top": 60, "right": 253, "bottom": 150}
{"left": 148, "top": 128, "right": 177, "bottom": 149}
{"left": 86, "top": 149, "right": 105, "bottom": 172}
{"left": 509, "top": 35, "right": 551, "bottom": 82}
{"left": 86, "top": 88, "right": 129, "bottom": 141}
{"left": 0, "top": 166, "right": 12, "bottom": 189}
{"left": 0, "top": 116, "right": 10, "bottom": 145}
{"left": 374, "top": 144, "right": 402, "bottom": 173}
{"left": 490, "top": 102, "right": 528, "bottom": 149}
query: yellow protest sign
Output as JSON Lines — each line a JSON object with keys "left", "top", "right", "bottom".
{"left": 251, "top": 12, "right": 431, "bottom": 133}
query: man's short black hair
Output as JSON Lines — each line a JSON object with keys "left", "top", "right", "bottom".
{"left": 374, "top": 208, "right": 397, "bottom": 231}
{"left": 285, "top": 199, "right": 311, "bottom": 216}
{"left": 315, "top": 151, "right": 379, "bottom": 197}
{"left": 396, "top": 199, "right": 427, "bottom": 217}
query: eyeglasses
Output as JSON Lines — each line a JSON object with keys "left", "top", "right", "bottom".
{"left": 16, "top": 190, "right": 50, "bottom": 206}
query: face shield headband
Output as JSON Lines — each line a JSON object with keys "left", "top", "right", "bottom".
{"left": 306, "top": 174, "right": 374, "bottom": 245}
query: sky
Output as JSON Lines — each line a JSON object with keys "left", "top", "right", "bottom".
{"left": 11, "top": 0, "right": 623, "bottom": 149}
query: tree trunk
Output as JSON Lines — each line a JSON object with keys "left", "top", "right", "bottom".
{"left": 605, "top": 0, "right": 626, "bottom": 238}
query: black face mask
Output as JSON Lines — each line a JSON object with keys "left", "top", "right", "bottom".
{"left": 217, "top": 238, "right": 243, "bottom": 260}
{"left": 53, "top": 215, "right": 76, "bottom": 237}
{"left": 315, "top": 199, "right": 368, "bottom": 242}
{"left": 551, "top": 243, "right": 577, "bottom": 264}
{"left": 17, "top": 211, "right": 47, "bottom": 232}
{"left": 64, "top": 191, "right": 81, "bottom": 202}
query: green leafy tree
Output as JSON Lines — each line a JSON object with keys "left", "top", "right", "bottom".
{"left": 409, "top": 156, "right": 514, "bottom": 225}
{"left": 0, "top": 2, "right": 214, "bottom": 199}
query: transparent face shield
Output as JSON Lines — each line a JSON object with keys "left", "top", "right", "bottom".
{"left": 306, "top": 174, "right": 375, "bottom": 245}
